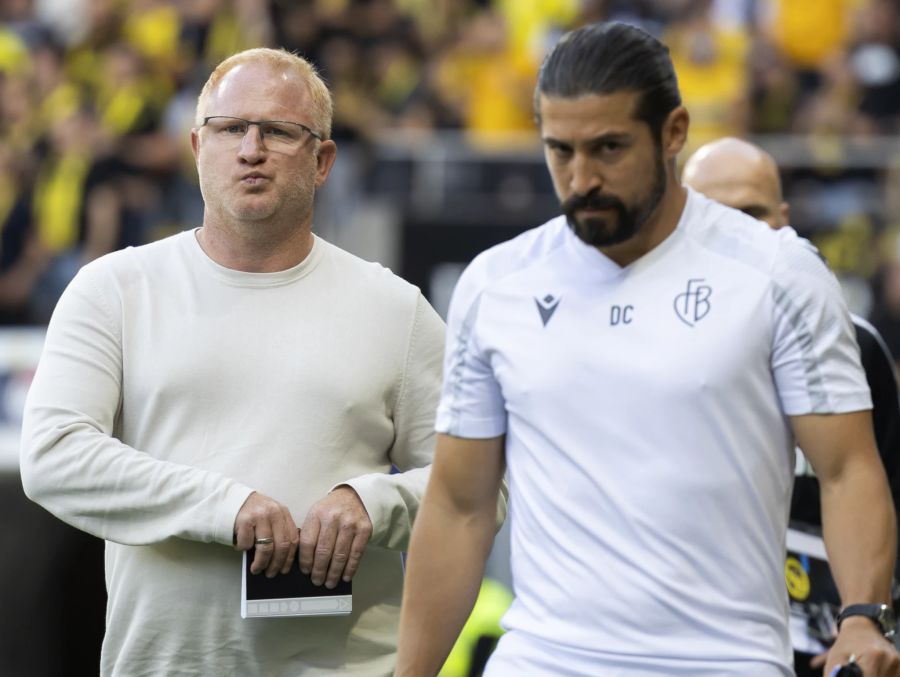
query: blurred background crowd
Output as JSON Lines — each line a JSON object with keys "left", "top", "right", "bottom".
{"left": 3, "top": 0, "right": 900, "bottom": 363}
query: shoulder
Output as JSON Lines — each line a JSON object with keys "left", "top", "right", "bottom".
{"left": 316, "top": 237, "right": 427, "bottom": 313}
{"left": 683, "top": 189, "right": 832, "bottom": 285}
{"left": 74, "top": 231, "right": 193, "bottom": 294}
{"left": 441, "top": 217, "right": 566, "bottom": 336}
{"left": 454, "top": 217, "right": 567, "bottom": 303}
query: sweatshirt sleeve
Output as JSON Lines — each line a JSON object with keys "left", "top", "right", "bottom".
{"left": 19, "top": 261, "right": 253, "bottom": 547}
{"left": 341, "top": 292, "right": 445, "bottom": 551}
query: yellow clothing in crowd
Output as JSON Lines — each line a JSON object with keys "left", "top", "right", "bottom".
{"left": 668, "top": 23, "right": 750, "bottom": 151}
{"left": 767, "top": 0, "right": 864, "bottom": 68}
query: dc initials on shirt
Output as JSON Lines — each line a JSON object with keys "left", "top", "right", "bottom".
{"left": 610, "top": 305, "right": 634, "bottom": 325}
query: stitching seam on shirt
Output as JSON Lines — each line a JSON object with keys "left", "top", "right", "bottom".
{"left": 771, "top": 281, "right": 828, "bottom": 411}
{"left": 391, "top": 289, "right": 421, "bottom": 439}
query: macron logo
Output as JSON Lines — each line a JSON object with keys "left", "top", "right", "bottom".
{"left": 535, "top": 294, "right": 561, "bottom": 327}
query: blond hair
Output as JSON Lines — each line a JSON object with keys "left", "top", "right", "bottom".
{"left": 195, "top": 48, "right": 333, "bottom": 140}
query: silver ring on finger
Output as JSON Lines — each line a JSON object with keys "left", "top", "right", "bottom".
{"left": 255, "top": 537, "right": 274, "bottom": 545}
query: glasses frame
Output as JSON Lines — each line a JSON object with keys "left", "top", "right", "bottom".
{"left": 201, "top": 116, "right": 324, "bottom": 144}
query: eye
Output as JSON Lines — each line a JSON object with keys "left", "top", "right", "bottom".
{"left": 223, "top": 123, "right": 247, "bottom": 135}
{"left": 263, "top": 125, "right": 290, "bottom": 137}
{"left": 548, "top": 144, "right": 572, "bottom": 160}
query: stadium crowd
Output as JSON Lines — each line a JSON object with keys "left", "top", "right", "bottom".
{"left": 2, "top": 0, "right": 900, "bottom": 364}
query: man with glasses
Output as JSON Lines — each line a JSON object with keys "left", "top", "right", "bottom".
{"left": 20, "top": 48, "right": 453, "bottom": 676}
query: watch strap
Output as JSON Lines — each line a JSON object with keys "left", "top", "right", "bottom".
{"left": 837, "top": 603, "right": 897, "bottom": 640}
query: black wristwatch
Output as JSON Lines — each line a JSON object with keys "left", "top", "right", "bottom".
{"left": 836, "top": 603, "right": 897, "bottom": 641}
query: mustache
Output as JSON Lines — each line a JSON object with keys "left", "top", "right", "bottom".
{"left": 561, "top": 190, "right": 624, "bottom": 214}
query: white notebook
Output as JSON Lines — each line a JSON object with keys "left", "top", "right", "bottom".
{"left": 241, "top": 549, "right": 352, "bottom": 618}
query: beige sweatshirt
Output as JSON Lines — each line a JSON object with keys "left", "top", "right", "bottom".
{"left": 21, "top": 231, "right": 446, "bottom": 676}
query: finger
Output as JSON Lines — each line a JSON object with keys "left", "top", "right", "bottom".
{"left": 280, "top": 527, "right": 301, "bottom": 575}
{"left": 810, "top": 652, "right": 828, "bottom": 668}
{"left": 234, "top": 522, "right": 256, "bottom": 552}
{"left": 324, "top": 526, "right": 356, "bottom": 589}
{"left": 234, "top": 493, "right": 259, "bottom": 552}
{"left": 250, "top": 527, "right": 274, "bottom": 575}
{"left": 266, "top": 508, "right": 300, "bottom": 577}
{"left": 299, "top": 517, "right": 321, "bottom": 575}
{"left": 340, "top": 528, "right": 371, "bottom": 583}
{"left": 310, "top": 521, "right": 338, "bottom": 586}
{"left": 264, "top": 511, "right": 291, "bottom": 578}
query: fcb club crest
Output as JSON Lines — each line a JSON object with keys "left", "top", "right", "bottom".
{"left": 674, "top": 279, "right": 712, "bottom": 327}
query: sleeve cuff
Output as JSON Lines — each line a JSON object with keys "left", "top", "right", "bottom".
{"left": 214, "top": 482, "right": 255, "bottom": 546}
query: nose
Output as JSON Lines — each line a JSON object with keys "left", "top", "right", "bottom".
{"left": 569, "top": 152, "right": 602, "bottom": 196}
{"left": 237, "top": 124, "right": 266, "bottom": 163}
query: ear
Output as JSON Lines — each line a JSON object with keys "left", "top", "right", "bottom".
{"left": 190, "top": 128, "right": 200, "bottom": 164}
{"left": 662, "top": 106, "right": 689, "bottom": 159}
{"left": 780, "top": 201, "right": 791, "bottom": 228}
{"left": 314, "top": 139, "right": 338, "bottom": 189}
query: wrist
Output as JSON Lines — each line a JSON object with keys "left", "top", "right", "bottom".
{"left": 837, "top": 603, "right": 897, "bottom": 640}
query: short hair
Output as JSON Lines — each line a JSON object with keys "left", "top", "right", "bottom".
{"left": 195, "top": 48, "right": 333, "bottom": 140}
{"left": 535, "top": 22, "right": 681, "bottom": 143}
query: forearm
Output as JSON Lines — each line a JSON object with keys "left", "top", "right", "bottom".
{"left": 396, "top": 491, "right": 498, "bottom": 676}
{"left": 341, "top": 466, "right": 431, "bottom": 551}
{"left": 21, "top": 414, "right": 253, "bottom": 545}
{"left": 20, "top": 263, "right": 255, "bottom": 546}
{"left": 821, "top": 460, "right": 896, "bottom": 606}
{"left": 345, "top": 466, "right": 508, "bottom": 552}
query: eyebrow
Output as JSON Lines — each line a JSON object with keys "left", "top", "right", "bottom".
{"left": 542, "top": 132, "right": 632, "bottom": 150}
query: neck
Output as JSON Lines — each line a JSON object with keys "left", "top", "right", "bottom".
{"left": 196, "top": 218, "right": 314, "bottom": 273}
{"left": 598, "top": 181, "right": 688, "bottom": 268}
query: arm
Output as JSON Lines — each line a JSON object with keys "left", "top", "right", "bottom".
{"left": 338, "top": 294, "right": 448, "bottom": 552}
{"left": 298, "top": 293, "right": 510, "bottom": 587}
{"left": 19, "top": 262, "right": 296, "bottom": 573}
{"left": 792, "top": 411, "right": 899, "bottom": 675}
{"left": 396, "top": 433, "right": 506, "bottom": 677}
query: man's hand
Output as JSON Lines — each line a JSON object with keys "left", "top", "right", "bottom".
{"left": 299, "top": 485, "right": 372, "bottom": 588}
{"left": 233, "top": 491, "right": 300, "bottom": 577}
{"left": 822, "top": 617, "right": 900, "bottom": 676}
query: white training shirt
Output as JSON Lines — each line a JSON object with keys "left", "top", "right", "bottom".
{"left": 436, "top": 188, "right": 871, "bottom": 675}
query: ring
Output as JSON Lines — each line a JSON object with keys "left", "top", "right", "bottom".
{"left": 255, "top": 537, "right": 274, "bottom": 545}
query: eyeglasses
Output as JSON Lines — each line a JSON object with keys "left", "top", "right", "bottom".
{"left": 201, "top": 116, "right": 323, "bottom": 149}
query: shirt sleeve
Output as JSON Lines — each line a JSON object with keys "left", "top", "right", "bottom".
{"left": 340, "top": 292, "right": 446, "bottom": 551}
{"left": 770, "top": 233, "right": 872, "bottom": 416}
{"left": 434, "top": 258, "right": 507, "bottom": 439}
{"left": 19, "top": 260, "right": 253, "bottom": 547}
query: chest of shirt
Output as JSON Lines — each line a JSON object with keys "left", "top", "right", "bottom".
{"left": 111, "top": 273, "right": 408, "bottom": 467}
{"left": 475, "top": 250, "right": 776, "bottom": 405}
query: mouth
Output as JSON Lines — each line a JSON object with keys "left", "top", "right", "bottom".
{"left": 240, "top": 173, "right": 269, "bottom": 185}
{"left": 577, "top": 206, "right": 615, "bottom": 217}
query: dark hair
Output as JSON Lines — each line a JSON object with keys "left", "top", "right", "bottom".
{"left": 535, "top": 22, "right": 681, "bottom": 143}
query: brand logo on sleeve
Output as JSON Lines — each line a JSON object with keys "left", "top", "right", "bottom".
{"left": 674, "top": 279, "right": 712, "bottom": 327}
{"left": 535, "top": 294, "right": 561, "bottom": 327}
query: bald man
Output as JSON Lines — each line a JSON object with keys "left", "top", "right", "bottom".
{"left": 684, "top": 137, "right": 900, "bottom": 676}
{"left": 682, "top": 137, "right": 789, "bottom": 228}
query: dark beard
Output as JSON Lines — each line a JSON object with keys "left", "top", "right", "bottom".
{"left": 562, "top": 154, "right": 667, "bottom": 248}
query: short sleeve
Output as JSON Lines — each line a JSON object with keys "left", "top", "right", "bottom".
{"left": 770, "top": 234, "right": 872, "bottom": 416}
{"left": 434, "top": 259, "right": 507, "bottom": 439}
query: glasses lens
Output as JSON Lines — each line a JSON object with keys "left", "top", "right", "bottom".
{"left": 208, "top": 117, "right": 248, "bottom": 137}
{"left": 205, "top": 117, "right": 315, "bottom": 148}
{"left": 259, "top": 121, "right": 304, "bottom": 145}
